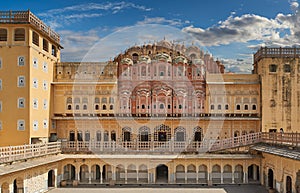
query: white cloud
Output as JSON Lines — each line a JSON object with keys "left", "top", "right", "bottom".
{"left": 220, "top": 57, "right": 253, "bottom": 74}
{"left": 136, "top": 17, "right": 190, "bottom": 27}
{"left": 58, "top": 30, "right": 101, "bottom": 61}
{"left": 290, "top": 1, "right": 299, "bottom": 11}
{"left": 38, "top": 2, "right": 152, "bottom": 29}
{"left": 183, "top": 14, "right": 288, "bottom": 47}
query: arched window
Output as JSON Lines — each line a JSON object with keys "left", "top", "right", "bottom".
{"left": 218, "top": 104, "right": 221, "bottom": 110}
{"left": 14, "top": 28, "right": 25, "bottom": 41}
{"left": 85, "top": 131, "right": 90, "bottom": 141}
{"left": 75, "top": 105, "right": 80, "bottom": 110}
{"left": 139, "top": 126, "right": 150, "bottom": 141}
{"left": 244, "top": 104, "right": 248, "bottom": 110}
{"left": 178, "top": 104, "right": 182, "bottom": 109}
{"left": 122, "top": 127, "right": 131, "bottom": 141}
{"left": 67, "top": 104, "right": 72, "bottom": 110}
{"left": 252, "top": 104, "right": 256, "bottom": 110}
{"left": 95, "top": 104, "right": 99, "bottom": 110}
{"left": 104, "top": 131, "right": 109, "bottom": 141}
{"left": 102, "top": 105, "right": 106, "bottom": 110}
{"left": 109, "top": 97, "right": 114, "bottom": 103}
{"left": 225, "top": 104, "right": 229, "bottom": 110}
{"left": 141, "top": 104, "right": 145, "bottom": 109}
{"left": 74, "top": 98, "right": 80, "bottom": 103}
{"left": 193, "top": 127, "right": 202, "bottom": 141}
{"left": 0, "top": 28, "right": 7, "bottom": 41}
{"left": 101, "top": 98, "right": 107, "bottom": 103}
{"left": 96, "top": 131, "right": 101, "bottom": 141}
{"left": 77, "top": 131, "right": 83, "bottom": 141}
{"left": 141, "top": 66, "right": 146, "bottom": 76}
{"left": 67, "top": 97, "right": 72, "bottom": 104}
{"left": 236, "top": 104, "right": 241, "bottom": 110}
{"left": 95, "top": 97, "right": 100, "bottom": 103}
{"left": 82, "top": 97, "right": 88, "bottom": 103}
{"left": 83, "top": 104, "right": 87, "bottom": 110}
{"left": 175, "top": 127, "right": 185, "bottom": 141}
{"left": 110, "top": 105, "right": 113, "bottom": 110}
{"left": 159, "top": 104, "right": 164, "bottom": 109}
{"left": 111, "top": 131, "right": 116, "bottom": 141}
{"left": 69, "top": 131, "right": 75, "bottom": 141}
{"left": 210, "top": 104, "right": 214, "bottom": 110}
{"left": 132, "top": 53, "right": 138, "bottom": 64}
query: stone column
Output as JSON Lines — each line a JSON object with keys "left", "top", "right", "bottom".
{"left": 112, "top": 166, "right": 116, "bottom": 181}
{"left": 196, "top": 170, "right": 199, "bottom": 184}
{"left": 221, "top": 168, "right": 224, "bottom": 184}
{"left": 125, "top": 168, "right": 128, "bottom": 184}
{"left": 185, "top": 167, "right": 188, "bottom": 184}
{"left": 147, "top": 169, "right": 150, "bottom": 183}
{"left": 136, "top": 170, "right": 139, "bottom": 183}
{"left": 75, "top": 166, "right": 80, "bottom": 181}
{"left": 243, "top": 172, "right": 247, "bottom": 183}
{"left": 232, "top": 171, "right": 235, "bottom": 184}
{"left": 54, "top": 169, "right": 58, "bottom": 188}
{"left": 88, "top": 166, "right": 92, "bottom": 184}
{"left": 100, "top": 168, "right": 103, "bottom": 184}
{"left": 9, "top": 183, "right": 13, "bottom": 193}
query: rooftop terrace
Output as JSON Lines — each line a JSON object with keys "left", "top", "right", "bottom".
{"left": 254, "top": 47, "right": 300, "bottom": 63}
{"left": 0, "top": 10, "right": 60, "bottom": 45}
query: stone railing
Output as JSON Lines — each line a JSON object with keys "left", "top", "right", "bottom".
{"left": 0, "top": 132, "right": 299, "bottom": 164}
{"left": 254, "top": 47, "right": 300, "bottom": 62}
{"left": 0, "top": 10, "right": 60, "bottom": 44}
{"left": 0, "top": 142, "right": 61, "bottom": 164}
{"left": 61, "top": 132, "right": 263, "bottom": 154}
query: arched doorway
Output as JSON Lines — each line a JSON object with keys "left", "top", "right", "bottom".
{"left": 48, "top": 170, "right": 55, "bottom": 187}
{"left": 91, "top": 164, "right": 101, "bottom": 182}
{"left": 268, "top": 169, "right": 274, "bottom": 189}
{"left": 64, "top": 164, "right": 76, "bottom": 180}
{"left": 1, "top": 182, "right": 9, "bottom": 193}
{"left": 102, "top": 164, "right": 112, "bottom": 183}
{"left": 296, "top": 171, "right": 300, "bottom": 193}
{"left": 80, "top": 164, "right": 89, "bottom": 182}
{"left": 286, "top": 176, "right": 292, "bottom": 193}
{"left": 248, "top": 164, "right": 260, "bottom": 181}
{"left": 13, "top": 178, "right": 23, "bottom": 193}
{"left": 156, "top": 164, "right": 168, "bottom": 183}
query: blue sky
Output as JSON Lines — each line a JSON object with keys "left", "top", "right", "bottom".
{"left": 2, "top": 0, "right": 300, "bottom": 73}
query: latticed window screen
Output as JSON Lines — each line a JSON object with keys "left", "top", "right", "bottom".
{"left": 154, "top": 124, "right": 171, "bottom": 141}
{"left": 138, "top": 126, "right": 151, "bottom": 141}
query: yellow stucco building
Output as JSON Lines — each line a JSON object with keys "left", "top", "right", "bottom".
{"left": 0, "top": 11, "right": 299, "bottom": 193}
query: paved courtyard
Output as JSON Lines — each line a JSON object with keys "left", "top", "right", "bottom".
{"left": 48, "top": 185, "right": 268, "bottom": 193}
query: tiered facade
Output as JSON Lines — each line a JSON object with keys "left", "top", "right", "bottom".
{"left": 0, "top": 11, "right": 299, "bottom": 193}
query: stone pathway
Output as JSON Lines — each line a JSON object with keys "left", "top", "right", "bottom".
{"left": 48, "top": 185, "right": 268, "bottom": 193}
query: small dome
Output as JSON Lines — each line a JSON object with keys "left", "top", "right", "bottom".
{"left": 174, "top": 56, "right": 188, "bottom": 64}
{"left": 193, "top": 59, "right": 204, "bottom": 65}
{"left": 121, "top": 58, "right": 133, "bottom": 65}
{"left": 155, "top": 53, "right": 172, "bottom": 63}
{"left": 138, "top": 55, "right": 151, "bottom": 64}
{"left": 157, "top": 40, "right": 172, "bottom": 49}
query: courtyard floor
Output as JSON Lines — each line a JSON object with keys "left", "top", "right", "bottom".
{"left": 48, "top": 185, "right": 269, "bottom": 193}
